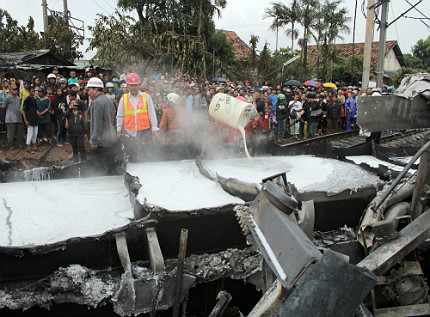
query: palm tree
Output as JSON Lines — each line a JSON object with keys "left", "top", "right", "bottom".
{"left": 286, "top": 0, "right": 300, "bottom": 52}
{"left": 297, "top": 0, "right": 319, "bottom": 69}
{"left": 264, "top": 1, "right": 300, "bottom": 52}
{"left": 320, "top": 0, "right": 351, "bottom": 81}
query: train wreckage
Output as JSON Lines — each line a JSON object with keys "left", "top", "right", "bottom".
{"left": 1, "top": 73, "right": 430, "bottom": 317}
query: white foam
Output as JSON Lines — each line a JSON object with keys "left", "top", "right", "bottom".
{"left": 346, "top": 155, "right": 418, "bottom": 172}
{"left": 202, "top": 155, "right": 381, "bottom": 193}
{"left": 0, "top": 176, "right": 133, "bottom": 247}
{"left": 127, "top": 160, "right": 244, "bottom": 211}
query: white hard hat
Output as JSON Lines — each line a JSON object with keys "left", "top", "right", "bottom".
{"left": 167, "top": 93, "right": 180, "bottom": 105}
{"left": 87, "top": 77, "right": 104, "bottom": 89}
{"left": 47, "top": 73, "right": 56, "bottom": 79}
{"left": 106, "top": 82, "right": 115, "bottom": 88}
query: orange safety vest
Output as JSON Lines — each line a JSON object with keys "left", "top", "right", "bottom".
{"left": 123, "top": 93, "right": 150, "bottom": 131}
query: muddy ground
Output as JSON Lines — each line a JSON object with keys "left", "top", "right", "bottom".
{"left": 0, "top": 132, "right": 88, "bottom": 170}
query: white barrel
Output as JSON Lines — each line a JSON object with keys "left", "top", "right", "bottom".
{"left": 209, "top": 93, "right": 252, "bottom": 129}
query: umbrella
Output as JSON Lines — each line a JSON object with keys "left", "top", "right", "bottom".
{"left": 211, "top": 77, "right": 226, "bottom": 83}
{"left": 323, "top": 82, "right": 337, "bottom": 89}
{"left": 283, "top": 79, "right": 302, "bottom": 87}
{"left": 303, "top": 80, "right": 322, "bottom": 88}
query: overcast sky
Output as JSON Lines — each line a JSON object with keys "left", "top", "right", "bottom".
{"left": 1, "top": 0, "right": 430, "bottom": 60}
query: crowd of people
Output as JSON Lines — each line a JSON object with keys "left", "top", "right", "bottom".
{"left": 0, "top": 66, "right": 394, "bottom": 162}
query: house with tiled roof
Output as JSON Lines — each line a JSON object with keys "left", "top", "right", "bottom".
{"left": 307, "top": 40, "right": 406, "bottom": 72}
{"left": 217, "top": 30, "right": 252, "bottom": 61}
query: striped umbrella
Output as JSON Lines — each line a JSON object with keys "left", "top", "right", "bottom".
{"left": 303, "top": 80, "right": 322, "bottom": 88}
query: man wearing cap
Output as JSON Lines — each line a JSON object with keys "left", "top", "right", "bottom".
{"left": 2, "top": 84, "right": 24, "bottom": 149}
{"left": 345, "top": 90, "right": 357, "bottom": 131}
{"left": 116, "top": 73, "right": 158, "bottom": 144}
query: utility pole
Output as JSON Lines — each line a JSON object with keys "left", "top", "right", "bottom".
{"left": 63, "top": 0, "right": 69, "bottom": 25}
{"left": 352, "top": 0, "right": 358, "bottom": 85}
{"left": 42, "top": 0, "right": 48, "bottom": 33}
{"left": 376, "top": 0, "right": 389, "bottom": 88}
{"left": 361, "top": 0, "right": 376, "bottom": 90}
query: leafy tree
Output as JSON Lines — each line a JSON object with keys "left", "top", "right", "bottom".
{"left": 298, "top": 0, "right": 319, "bottom": 68}
{"left": 258, "top": 43, "right": 272, "bottom": 82}
{"left": 40, "top": 22, "right": 83, "bottom": 61}
{"left": 390, "top": 66, "right": 425, "bottom": 87}
{"left": 331, "top": 55, "right": 363, "bottom": 86}
{"left": 0, "top": 10, "right": 39, "bottom": 53}
{"left": 87, "top": 11, "right": 148, "bottom": 69}
{"left": 89, "top": 2, "right": 232, "bottom": 77}
{"left": 249, "top": 34, "right": 259, "bottom": 70}
{"left": 0, "top": 9, "right": 82, "bottom": 62}
{"left": 412, "top": 36, "right": 430, "bottom": 67}
{"left": 403, "top": 53, "right": 425, "bottom": 70}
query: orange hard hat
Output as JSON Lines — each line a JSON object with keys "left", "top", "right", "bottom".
{"left": 126, "top": 73, "right": 140, "bottom": 85}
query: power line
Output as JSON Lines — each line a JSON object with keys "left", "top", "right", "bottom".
{"left": 391, "top": 2, "right": 400, "bottom": 47}
{"left": 404, "top": 0, "right": 430, "bottom": 28}
{"left": 92, "top": 0, "right": 110, "bottom": 15}
{"left": 105, "top": 0, "right": 117, "bottom": 12}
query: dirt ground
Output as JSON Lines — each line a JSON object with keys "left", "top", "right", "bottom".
{"left": 0, "top": 131, "right": 87, "bottom": 170}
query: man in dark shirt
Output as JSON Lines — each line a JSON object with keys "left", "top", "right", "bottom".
{"left": 317, "top": 94, "right": 327, "bottom": 136}
{"left": 22, "top": 86, "right": 38, "bottom": 153}
{"left": 327, "top": 94, "right": 341, "bottom": 133}
{"left": 300, "top": 92, "right": 321, "bottom": 139}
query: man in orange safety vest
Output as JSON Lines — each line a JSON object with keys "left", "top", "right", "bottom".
{"left": 117, "top": 73, "right": 159, "bottom": 142}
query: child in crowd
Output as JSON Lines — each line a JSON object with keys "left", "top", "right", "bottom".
{"left": 65, "top": 100, "right": 87, "bottom": 163}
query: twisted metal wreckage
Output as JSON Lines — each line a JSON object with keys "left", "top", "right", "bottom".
{"left": 1, "top": 73, "right": 430, "bottom": 317}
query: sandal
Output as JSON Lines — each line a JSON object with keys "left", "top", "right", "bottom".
{"left": 27, "top": 150, "right": 36, "bottom": 154}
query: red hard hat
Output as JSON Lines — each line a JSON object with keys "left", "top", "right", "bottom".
{"left": 126, "top": 73, "right": 140, "bottom": 85}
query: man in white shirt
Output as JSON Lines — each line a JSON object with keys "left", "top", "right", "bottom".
{"left": 116, "top": 73, "right": 158, "bottom": 157}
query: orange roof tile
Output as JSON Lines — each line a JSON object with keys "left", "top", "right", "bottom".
{"left": 307, "top": 40, "right": 405, "bottom": 69}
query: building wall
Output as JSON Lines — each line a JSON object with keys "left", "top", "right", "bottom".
{"left": 384, "top": 48, "right": 402, "bottom": 71}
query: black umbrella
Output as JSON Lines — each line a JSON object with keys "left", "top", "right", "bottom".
{"left": 283, "top": 80, "right": 302, "bottom": 87}
{"left": 211, "top": 77, "right": 227, "bottom": 83}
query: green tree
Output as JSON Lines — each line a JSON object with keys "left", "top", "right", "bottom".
{"left": 0, "top": 10, "right": 39, "bottom": 53}
{"left": 249, "top": 34, "right": 259, "bottom": 70}
{"left": 403, "top": 53, "right": 425, "bottom": 70}
{"left": 87, "top": 11, "right": 148, "bottom": 69}
{"left": 258, "top": 43, "right": 272, "bottom": 82}
{"left": 0, "top": 9, "right": 82, "bottom": 62}
{"left": 411, "top": 36, "right": 430, "bottom": 69}
{"left": 331, "top": 55, "right": 362, "bottom": 86}
{"left": 40, "top": 22, "right": 83, "bottom": 61}
{"left": 89, "top": 2, "right": 232, "bottom": 77}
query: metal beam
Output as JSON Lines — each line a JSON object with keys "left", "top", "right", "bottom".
{"left": 145, "top": 227, "right": 165, "bottom": 275}
{"left": 357, "top": 211, "right": 430, "bottom": 275}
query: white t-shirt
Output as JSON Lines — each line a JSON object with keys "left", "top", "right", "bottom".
{"left": 289, "top": 100, "right": 302, "bottom": 113}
